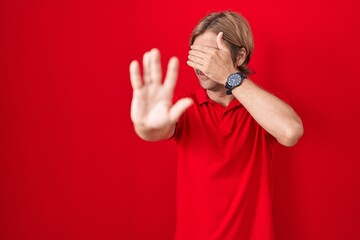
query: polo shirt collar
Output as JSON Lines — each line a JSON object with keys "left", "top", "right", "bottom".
{"left": 196, "top": 88, "right": 210, "bottom": 105}
{"left": 195, "top": 88, "right": 242, "bottom": 109}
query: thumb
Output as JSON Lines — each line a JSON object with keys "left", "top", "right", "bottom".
{"left": 169, "top": 98, "right": 193, "bottom": 124}
{"left": 216, "top": 32, "right": 228, "bottom": 51}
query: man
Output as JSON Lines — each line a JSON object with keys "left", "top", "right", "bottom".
{"left": 129, "top": 11, "right": 303, "bottom": 240}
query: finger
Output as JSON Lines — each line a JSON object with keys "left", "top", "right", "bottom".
{"left": 191, "top": 44, "right": 218, "bottom": 52}
{"left": 188, "top": 49, "right": 208, "bottom": 61}
{"left": 216, "top": 32, "right": 229, "bottom": 51}
{"left": 186, "top": 60, "right": 204, "bottom": 72}
{"left": 129, "top": 60, "right": 142, "bottom": 89}
{"left": 169, "top": 98, "right": 193, "bottom": 124}
{"left": 149, "top": 48, "right": 162, "bottom": 83}
{"left": 142, "top": 51, "right": 151, "bottom": 83}
{"left": 188, "top": 52, "right": 205, "bottom": 66}
{"left": 163, "top": 57, "right": 179, "bottom": 91}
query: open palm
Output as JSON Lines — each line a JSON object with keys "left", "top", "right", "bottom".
{"left": 130, "top": 49, "right": 192, "bottom": 132}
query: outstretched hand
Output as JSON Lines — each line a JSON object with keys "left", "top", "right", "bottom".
{"left": 187, "top": 32, "right": 238, "bottom": 84}
{"left": 130, "top": 49, "right": 193, "bottom": 132}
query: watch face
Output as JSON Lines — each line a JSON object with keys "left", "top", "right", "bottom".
{"left": 227, "top": 73, "right": 242, "bottom": 87}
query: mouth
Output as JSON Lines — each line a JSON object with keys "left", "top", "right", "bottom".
{"left": 195, "top": 69, "right": 208, "bottom": 80}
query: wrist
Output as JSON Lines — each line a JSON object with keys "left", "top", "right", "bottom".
{"left": 224, "top": 72, "right": 247, "bottom": 95}
{"left": 134, "top": 123, "right": 174, "bottom": 141}
{"left": 231, "top": 77, "right": 250, "bottom": 94}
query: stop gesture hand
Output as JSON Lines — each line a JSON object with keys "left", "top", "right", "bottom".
{"left": 129, "top": 49, "right": 193, "bottom": 140}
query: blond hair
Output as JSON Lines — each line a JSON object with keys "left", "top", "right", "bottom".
{"left": 190, "top": 11, "right": 254, "bottom": 74}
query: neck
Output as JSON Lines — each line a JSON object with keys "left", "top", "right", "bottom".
{"left": 206, "top": 89, "right": 235, "bottom": 107}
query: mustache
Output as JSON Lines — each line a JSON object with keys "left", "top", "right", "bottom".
{"left": 195, "top": 69, "right": 205, "bottom": 76}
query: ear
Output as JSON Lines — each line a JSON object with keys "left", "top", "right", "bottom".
{"left": 236, "top": 48, "right": 247, "bottom": 67}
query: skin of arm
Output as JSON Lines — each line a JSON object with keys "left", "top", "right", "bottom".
{"left": 187, "top": 32, "right": 303, "bottom": 147}
{"left": 231, "top": 80, "right": 303, "bottom": 147}
{"left": 133, "top": 123, "right": 176, "bottom": 142}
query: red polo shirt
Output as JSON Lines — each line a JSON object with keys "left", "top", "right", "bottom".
{"left": 173, "top": 88, "right": 277, "bottom": 240}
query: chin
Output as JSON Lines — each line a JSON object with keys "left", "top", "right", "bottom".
{"left": 199, "top": 79, "right": 223, "bottom": 91}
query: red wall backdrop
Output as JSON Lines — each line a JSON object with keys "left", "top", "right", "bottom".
{"left": 1, "top": 0, "right": 360, "bottom": 239}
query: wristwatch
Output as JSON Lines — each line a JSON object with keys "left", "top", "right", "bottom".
{"left": 225, "top": 72, "right": 247, "bottom": 95}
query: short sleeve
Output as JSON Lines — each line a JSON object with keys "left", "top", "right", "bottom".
{"left": 169, "top": 95, "right": 191, "bottom": 142}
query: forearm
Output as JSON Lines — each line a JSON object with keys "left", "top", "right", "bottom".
{"left": 133, "top": 123, "right": 176, "bottom": 142}
{"left": 232, "top": 79, "right": 303, "bottom": 146}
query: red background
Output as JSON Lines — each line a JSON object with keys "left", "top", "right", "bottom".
{"left": 1, "top": 0, "right": 360, "bottom": 239}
